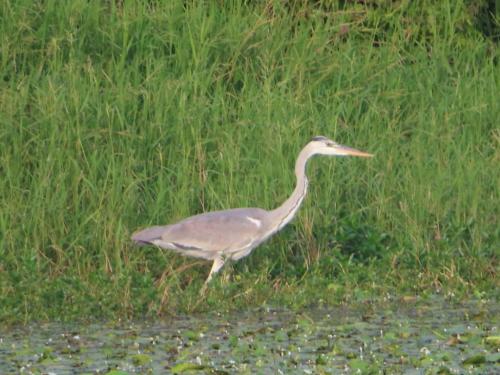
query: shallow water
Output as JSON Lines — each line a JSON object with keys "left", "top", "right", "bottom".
{"left": 1, "top": 297, "right": 498, "bottom": 374}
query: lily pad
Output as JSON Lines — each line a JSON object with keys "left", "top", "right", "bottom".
{"left": 485, "top": 336, "right": 500, "bottom": 347}
{"left": 131, "top": 353, "right": 151, "bottom": 366}
{"left": 462, "top": 354, "right": 486, "bottom": 366}
{"left": 171, "top": 362, "right": 206, "bottom": 373}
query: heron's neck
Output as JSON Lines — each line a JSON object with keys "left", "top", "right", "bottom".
{"left": 270, "top": 148, "right": 312, "bottom": 231}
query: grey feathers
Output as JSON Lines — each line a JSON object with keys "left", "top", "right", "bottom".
{"left": 132, "top": 208, "right": 269, "bottom": 260}
{"left": 131, "top": 225, "right": 167, "bottom": 245}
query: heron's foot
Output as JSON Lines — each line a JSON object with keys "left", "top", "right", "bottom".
{"left": 199, "top": 278, "right": 210, "bottom": 296}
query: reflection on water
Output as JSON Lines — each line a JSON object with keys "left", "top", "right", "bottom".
{"left": 0, "top": 296, "right": 498, "bottom": 374}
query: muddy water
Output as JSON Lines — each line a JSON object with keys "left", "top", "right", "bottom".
{"left": 1, "top": 297, "right": 498, "bottom": 374}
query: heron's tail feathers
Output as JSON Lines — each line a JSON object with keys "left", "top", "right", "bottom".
{"left": 131, "top": 225, "right": 165, "bottom": 245}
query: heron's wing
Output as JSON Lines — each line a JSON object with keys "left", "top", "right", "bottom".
{"left": 160, "top": 208, "right": 268, "bottom": 254}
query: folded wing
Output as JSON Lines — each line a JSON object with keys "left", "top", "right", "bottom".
{"left": 132, "top": 208, "right": 269, "bottom": 259}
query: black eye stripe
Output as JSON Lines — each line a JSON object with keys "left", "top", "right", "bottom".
{"left": 311, "top": 136, "right": 328, "bottom": 142}
{"left": 311, "top": 136, "right": 336, "bottom": 147}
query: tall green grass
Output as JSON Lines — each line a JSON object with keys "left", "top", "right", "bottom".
{"left": 0, "top": 1, "right": 498, "bottom": 322}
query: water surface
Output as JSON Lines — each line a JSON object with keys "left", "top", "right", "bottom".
{"left": 1, "top": 296, "right": 498, "bottom": 374}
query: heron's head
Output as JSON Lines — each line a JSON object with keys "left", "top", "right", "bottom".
{"left": 309, "top": 136, "right": 373, "bottom": 157}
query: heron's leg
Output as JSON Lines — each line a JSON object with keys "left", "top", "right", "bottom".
{"left": 199, "top": 256, "right": 224, "bottom": 295}
{"left": 205, "top": 256, "right": 225, "bottom": 285}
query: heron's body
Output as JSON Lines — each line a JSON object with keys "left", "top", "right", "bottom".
{"left": 136, "top": 208, "right": 271, "bottom": 261}
{"left": 132, "top": 136, "right": 372, "bottom": 286}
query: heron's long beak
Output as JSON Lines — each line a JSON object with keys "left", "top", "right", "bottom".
{"left": 336, "top": 144, "right": 374, "bottom": 157}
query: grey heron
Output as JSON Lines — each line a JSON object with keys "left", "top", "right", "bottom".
{"left": 132, "top": 136, "right": 373, "bottom": 287}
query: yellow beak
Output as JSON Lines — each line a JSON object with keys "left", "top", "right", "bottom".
{"left": 337, "top": 144, "right": 374, "bottom": 157}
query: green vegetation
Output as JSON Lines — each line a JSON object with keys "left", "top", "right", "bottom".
{"left": 1, "top": 298, "right": 498, "bottom": 373}
{"left": 0, "top": 1, "right": 498, "bottom": 323}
